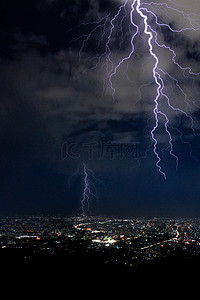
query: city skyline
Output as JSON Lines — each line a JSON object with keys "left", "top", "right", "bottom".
{"left": 1, "top": 214, "right": 200, "bottom": 268}
{"left": 1, "top": 213, "right": 199, "bottom": 298}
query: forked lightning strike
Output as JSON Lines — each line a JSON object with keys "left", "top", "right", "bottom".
{"left": 78, "top": 0, "right": 200, "bottom": 178}
{"left": 82, "top": 162, "right": 99, "bottom": 215}
{"left": 68, "top": 163, "right": 99, "bottom": 215}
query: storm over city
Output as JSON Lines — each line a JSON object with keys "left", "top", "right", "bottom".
{"left": 0, "top": 1, "right": 200, "bottom": 297}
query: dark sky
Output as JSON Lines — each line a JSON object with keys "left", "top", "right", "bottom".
{"left": 0, "top": 0, "right": 200, "bottom": 217}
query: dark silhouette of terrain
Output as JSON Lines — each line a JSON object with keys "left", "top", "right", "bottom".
{"left": 0, "top": 244, "right": 198, "bottom": 299}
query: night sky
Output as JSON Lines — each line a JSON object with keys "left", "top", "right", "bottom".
{"left": 0, "top": 0, "right": 200, "bottom": 217}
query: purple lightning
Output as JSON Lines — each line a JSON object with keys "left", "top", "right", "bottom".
{"left": 136, "top": 1, "right": 176, "bottom": 179}
{"left": 68, "top": 163, "right": 100, "bottom": 215}
{"left": 81, "top": 163, "right": 97, "bottom": 215}
{"left": 77, "top": 0, "right": 200, "bottom": 179}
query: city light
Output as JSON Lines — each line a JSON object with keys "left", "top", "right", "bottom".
{"left": 1, "top": 216, "right": 200, "bottom": 267}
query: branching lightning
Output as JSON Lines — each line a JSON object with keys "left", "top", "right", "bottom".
{"left": 82, "top": 162, "right": 100, "bottom": 215}
{"left": 68, "top": 163, "right": 100, "bottom": 215}
{"left": 77, "top": 0, "right": 200, "bottom": 179}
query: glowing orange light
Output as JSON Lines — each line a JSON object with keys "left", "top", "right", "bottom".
{"left": 87, "top": 228, "right": 91, "bottom": 231}
{"left": 36, "top": 237, "right": 40, "bottom": 240}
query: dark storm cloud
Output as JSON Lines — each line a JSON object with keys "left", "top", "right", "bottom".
{"left": 12, "top": 32, "right": 49, "bottom": 50}
{"left": 0, "top": 0, "right": 200, "bottom": 162}
{"left": 0, "top": 0, "right": 200, "bottom": 215}
{"left": 0, "top": 44, "right": 140, "bottom": 165}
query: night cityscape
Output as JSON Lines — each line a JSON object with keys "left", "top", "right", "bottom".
{"left": 1, "top": 0, "right": 200, "bottom": 298}
{"left": 2, "top": 215, "right": 200, "bottom": 264}
{"left": 1, "top": 214, "right": 200, "bottom": 298}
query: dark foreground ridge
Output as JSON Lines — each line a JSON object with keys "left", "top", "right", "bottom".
{"left": 0, "top": 215, "right": 199, "bottom": 299}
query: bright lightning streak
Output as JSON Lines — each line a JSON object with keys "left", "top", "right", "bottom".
{"left": 134, "top": 1, "right": 168, "bottom": 179}
{"left": 82, "top": 163, "right": 100, "bottom": 215}
{"left": 134, "top": 1, "right": 198, "bottom": 178}
{"left": 77, "top": 0, "right": 200, "bottom": 179}
{"left": 82, "top": 163, "right": 89, "bottom": 215}
{"left": 68, "top": 163, "right": 100, "bottom": 215}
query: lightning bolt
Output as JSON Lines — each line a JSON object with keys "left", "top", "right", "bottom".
{"left": 68, "top": 163, "right": 100, "bottom": 215}
{"left": 77, "top": 0, "right": 200, "bottom": 179}
{"left": 82, "top": 162, "right": 99, "bottom": 215}
{"left": 136, "top": 1, "right": 171, "bottom": 179}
